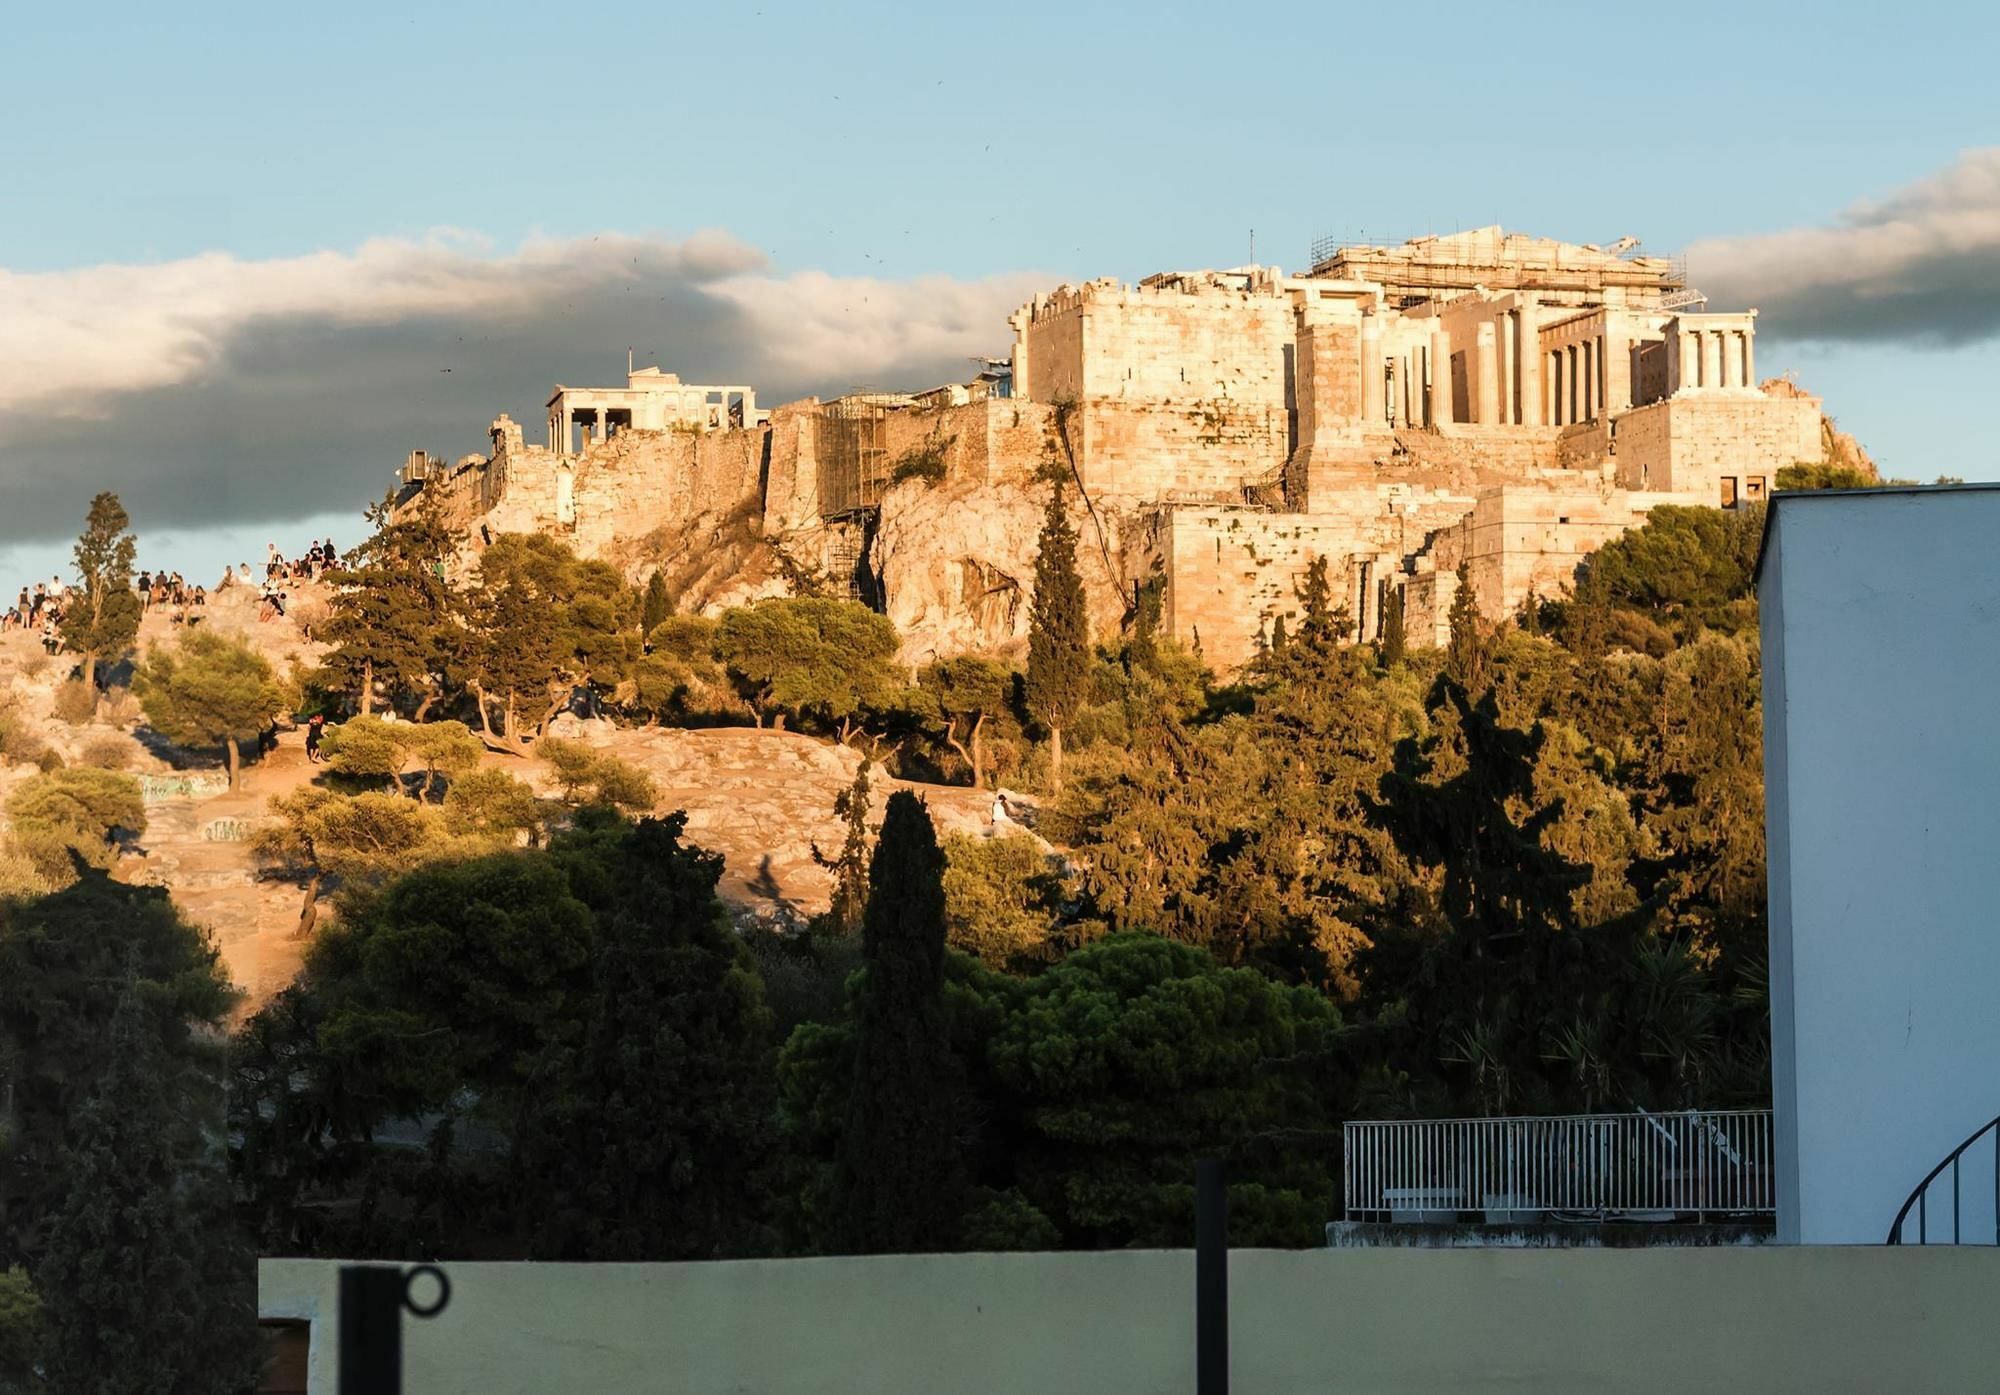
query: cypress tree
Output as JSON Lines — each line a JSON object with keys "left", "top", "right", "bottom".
{"left": 1445, "top": 561, "right": 1488, "bottom": 691}
{"left": 833, "top": 791, "right": 965, "bottom": 1252}
{"left": 1378, "top": 588, "right": 1406, "bottom": 667}
{"left": 810, "top": 759, "right": 873, "bottom": 936}
{"left": 60, "top": 492, "right": 142, "bottom": 689}
{"left": 320, "top": 489, "right": 463, "bottom": 718}
{"left": 641, "top": 571, "right": 673, "bottom": 638}
{"left": 1025, "top": 483, "right": 1090, "bottom": 791}
{"left": 37, "top": 981, "right": 260, "bottom": 1394}
{"left": 1269, "top": 613, "right": 1290, "bottom": 658}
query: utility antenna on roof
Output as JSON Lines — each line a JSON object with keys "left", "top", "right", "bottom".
{"left": 627, "top": 347, "right": 634, "bottom": 375}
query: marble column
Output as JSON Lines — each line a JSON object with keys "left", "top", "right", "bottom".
{"left": 1431, "top": 329, "right": 1453, "bottom": 424}
{"left": 1476, "top": 321, "right": 1499, "bottom": 425}
{"left": 1518, "top": 302, "right": 1543, "bottom": 426}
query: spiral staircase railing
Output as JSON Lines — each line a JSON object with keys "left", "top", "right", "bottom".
{"left": 1886, "top": 1115, "right": 2000, "bottom": 1245}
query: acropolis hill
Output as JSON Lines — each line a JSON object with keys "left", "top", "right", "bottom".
{"left": 402, "top": 228, "right": 1872, "bottom": 667}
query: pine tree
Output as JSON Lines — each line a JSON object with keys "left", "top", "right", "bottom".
{"left": 60, "top": 492, "right": 142, "bottom": 689}
{"left": 132, "top": 629, "right": 286, "bottom": 789}
{"left": 320, "top": 490, "right": 465, "bottom": 718}
{"left": 37, "top": 982, "right": 261, "bottom": 1395}
{"left": 833, "top": 791, "right": 965, "bottom": 1252}
{"left": 1025, "top": 484, "right": 1090, "bottom": 790}
{"left": 1445, "top": 561, "right": 1487, "bottom": 691}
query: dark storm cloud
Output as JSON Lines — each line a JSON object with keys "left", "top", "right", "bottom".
{"left": 1691, "top": 148, "right": 2000, "bottom": 346}
{"left": 0, "top": 232, "right": 1041, "bottom": 547}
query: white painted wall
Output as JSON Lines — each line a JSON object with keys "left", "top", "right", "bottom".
{"left": 261, "top": 1248, "right": 2000, "bottom": 1394}
{"left": 1761, "top": 485, "right": 2000, "bottom": 1244}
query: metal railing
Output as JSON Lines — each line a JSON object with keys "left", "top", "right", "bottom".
{"left": 1344, "top": 1110, "right": 1776, "bottom": 1223}
{"left": 1887, "top": 1115, "right": 2000, "bottom": 1245}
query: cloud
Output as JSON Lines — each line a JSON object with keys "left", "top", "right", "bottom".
{"left": 0, "top": 233, "right": 1043, "bottom": 549}
{"left": 1691, "top": 147, "right": 2000, "bottom": 346}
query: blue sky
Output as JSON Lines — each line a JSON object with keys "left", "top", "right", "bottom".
{"left": 3, "top": 0, "right": 1997, "bottom": 583}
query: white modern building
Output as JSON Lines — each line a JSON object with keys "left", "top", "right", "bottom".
{"left": 1761, "top": 484, "right": 2000, "bottom": 1245}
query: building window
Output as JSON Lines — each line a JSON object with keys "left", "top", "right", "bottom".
{"left": 1746, "top": 476, "right": 1767, "bottom": 501}
{"left": 1721, "top": 476, "right": 1739, "bottom": 509}
{"left": 260, "top": 1321, "right": 311, "bottom": 1394}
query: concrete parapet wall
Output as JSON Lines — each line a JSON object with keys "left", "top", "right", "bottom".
{"left": 261, "top": 1246, "right": 2000, "bottom": 1395}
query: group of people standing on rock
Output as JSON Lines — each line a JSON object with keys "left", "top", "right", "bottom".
{"left": 0, "top": 534, "right": 342, "bottom": 655}
{"left": 266, "top": 538, "right": 339, "bottom": 585}
{"left": 137, "top": 570, "right": 207, "bottom": 626}
{"left": 2, "top": 578, "right": 70, "bottom": 654}
{"left": 252, "top": 538, "right": 339, "bottom": 627}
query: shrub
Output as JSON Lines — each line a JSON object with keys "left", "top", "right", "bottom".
{"left": 18, "top": 653, "right": 51, "bottom": 681}
{"left": 33, "top": 748, "right": 65, "bottom": 773}
{"left": 941, "top": 832, "right": 1066, "bottom": 968}
{"left": 97, "top": 685, "right": 140, "bottom": 726}
{"left": 5, "top": 766, "right": 145, "bottom": 878}
{"left": 0, "top": 844, "right": 62, "bottom": 901}
{"left": 52, "top": 678, "right": 98, "bottom": 725}
{"left": 889, "top": 442, "right": 949, "bottom": 485}
{"left": 442, "top": 767, "right": 543, "bottom": 841}
{"left": 536, "top": 738, "right": 658, "bottom": 812}
{"left": 79, "top": 734, "right": 137, "bottom": 770}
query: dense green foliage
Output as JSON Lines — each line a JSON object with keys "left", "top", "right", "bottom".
{"left": 320, "top": 490, "right": 464, "bottom": 717}
{"left": 232, "top": 814, "right": 775, "bottom": 1259}
{"left": 0, "top": 871, "right": 253, "bottom": 1391}
{"left": 717, "top": 597, "right": 904, "bottom": 738}
{"left": 463, "top": 534, "right": 637, "bottom": 745}
{"left": 226, "top": 492, "right": 1773, "bottom": 1261}
{"left": 4, "top": 767, "right": 145, "bottom": 882}
{"left": 37, "top": 987, "right": 259, "bottom": 1395}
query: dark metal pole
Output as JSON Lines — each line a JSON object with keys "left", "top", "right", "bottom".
{"left": 339, "top": 1265, "right": 407, "bottom": 1395}
{"left": 1196, "top": 1158, "right": 1228, "bottom": 1395}
{"left": 339, "top": 1263, "right": 451, "bottom": 1395}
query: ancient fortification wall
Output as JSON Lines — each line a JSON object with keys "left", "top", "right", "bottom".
{"left": 399, "top": 226, "right": 1870, "bottom": 671}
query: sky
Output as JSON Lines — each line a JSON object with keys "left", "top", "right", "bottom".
{"left": 3, "top": 0, "right": 1998, "bottom": 587}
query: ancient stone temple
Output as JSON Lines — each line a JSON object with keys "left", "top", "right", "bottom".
{"left": 403, "top": 229, "right": 1850, "bottom": 668}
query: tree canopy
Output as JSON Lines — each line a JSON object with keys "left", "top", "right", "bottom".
{"left": 132, "top": 630, "right": 286, "bottom": 788}
{"left": 717, "top": 597, "right": 904, "bottom": 739}
{"left": 59, "top": 492, "right": 142, "bottom": 688}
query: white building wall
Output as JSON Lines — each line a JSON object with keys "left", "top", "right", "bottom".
{"left": 1761, "top": 486, "right": 2000, "bottom": 1244}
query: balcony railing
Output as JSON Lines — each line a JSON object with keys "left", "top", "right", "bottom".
{"left": 1344, "top": 1110, "right": 1776, "bottom": 1223}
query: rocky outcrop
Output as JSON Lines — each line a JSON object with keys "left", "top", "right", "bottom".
{"left": 868, "top": 466, "right": 1137, "bottom": 663}
{"left": 1761, "top": 377, "right": 1878, "bottom": 479}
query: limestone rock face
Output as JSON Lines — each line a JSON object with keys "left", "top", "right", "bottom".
{"left": 592, "top": 725, "right": 994, "bottom": 929}
{"left": 870, "top": 471, "right": 1136, "bottom": 664}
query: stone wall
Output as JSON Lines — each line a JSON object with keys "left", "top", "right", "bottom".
{"left": 1078, "top": 398, "right": 1289, "bottom": 500}
{"left": 1613, "top": 393, "right": 1822, "bottom": 498}
{"left": 1425, "top": 484, "right": 1680, "bottom": 621}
